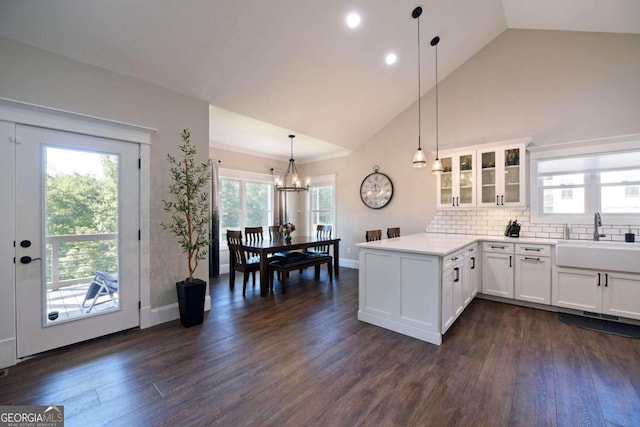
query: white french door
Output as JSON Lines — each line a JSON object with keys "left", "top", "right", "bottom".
{"left": 15, "top": 125, "right": 140, "bottom": 358}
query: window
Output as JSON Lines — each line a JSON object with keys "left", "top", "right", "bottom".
{"left": 219, "top": 169, "right": 274, "bottom": 242}
{"left": 530, "top": 139, "right": 640, "bottom": 223}
{"left": 307, "top": 174, "right": 336, "bottom": 234}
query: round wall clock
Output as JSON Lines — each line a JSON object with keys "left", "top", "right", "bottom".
{"left": 360, "top": 166, "right": 394, "bottom": 209}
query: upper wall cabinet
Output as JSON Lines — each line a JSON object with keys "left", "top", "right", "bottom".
{"left": 436, "top": 150, "right": 476, "bottom": 208}
{"left": 477, "top": 142, "right": 527, "bottom": 207}
{"left": 435, "top": 138, "right": 530, "bottom": 209}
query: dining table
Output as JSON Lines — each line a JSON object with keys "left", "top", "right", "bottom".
{"left": 241, "top": 235, "right": 341, "bottom": 296}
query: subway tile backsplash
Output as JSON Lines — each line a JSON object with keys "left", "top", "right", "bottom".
{"left": 426, "top": 209, "right": 640, "bottom": 242}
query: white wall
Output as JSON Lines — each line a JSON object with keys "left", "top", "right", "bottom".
{"left": 303, "top": 29, "right": 640, "bottom": 260}
{"left": 0, "top": 36, "right": 210, "bottom": 310}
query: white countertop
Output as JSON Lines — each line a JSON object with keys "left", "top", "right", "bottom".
{"left": 355, "top": 232, "right": 558, "bottom": 256}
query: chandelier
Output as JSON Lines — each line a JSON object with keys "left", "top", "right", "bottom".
{"left": 273, "top": 134, "right": 309, "bottom": 192}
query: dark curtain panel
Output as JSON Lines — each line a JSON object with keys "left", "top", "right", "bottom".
{"left": 209, "top": 159, "right": 220, "bottom": 277}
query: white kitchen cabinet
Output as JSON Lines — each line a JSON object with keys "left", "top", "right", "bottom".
{"left": 515, "top": 244, "right": 551, "bottom": 304}
{"left": 442, "top": 250, "right": 464, "bottom": 333}
{"left": 477, "top": 142, "right": 526, "bottom": 207}
{"left": 436, "top": 150, "right": 476, "bottom": 208}
{"left": 358, "top": 247, "right": 442, "bottom": 344}
{"left": 482, "top": 242, "right": 515, "bottom": 298}
{"left": 462, "top": 244, "right": 479, "bottom": 306}
{"left": 553, "top": 267, "right": 640, "bottom": 320}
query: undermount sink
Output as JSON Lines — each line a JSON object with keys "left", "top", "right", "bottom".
{"left": 555, "top": 240, "right": 640, "bottom": 274}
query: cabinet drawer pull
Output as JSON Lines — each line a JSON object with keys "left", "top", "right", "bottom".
{"left": 524, "top": 248, "right": 541, "bottom": 252}
{"left": 509, "top": 255, "right": 512, "bottom": 268}
{"left": 491, "top": 245, "right": 506, "bottom": 249}
{"left": 451, "top": 256, "right": 459, "bottom": 261}
{"left": 524, "top": 257, "right": 541, "bottom": 261}
{"left": 597, "top": 272, "right": 601, "bottom": 287}
{"left": 471, "top": 257, "right": 475, "bottom": 269}
{"left": 454, "top": 267, "right": 460, "bottom": 283}
{"left": 604, "top": 273, "right": 608, "bottom": 287}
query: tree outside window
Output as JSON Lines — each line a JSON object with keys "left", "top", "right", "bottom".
{"left": 219, "top": 176, "right": 273, "bottom": 241}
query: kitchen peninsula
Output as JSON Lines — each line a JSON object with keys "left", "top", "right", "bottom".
{"left": 356, "top": 233, "right": 557, "bottom": 345}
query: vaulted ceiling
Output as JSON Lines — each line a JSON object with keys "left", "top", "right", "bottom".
{"left": 0, "top": 0, "right": 638, "bottom": 162}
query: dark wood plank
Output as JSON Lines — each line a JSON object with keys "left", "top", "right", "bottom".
{"left": 2, "top": 268, "right": 640, "bottom": 427}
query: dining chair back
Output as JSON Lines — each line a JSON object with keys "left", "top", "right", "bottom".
{"left": 365, "top": 229, "right": 382, "bottom": 242}
{"left": 306, "top": 224, "right": 333, "bottom": 255}
{"left": 226, "top": 230, "right": 260, "bottom": 296}
{"left": 244, "top": 227, "right": 264, "bottom": 258}
{"left": 268, "top": 225, "right": 283, "bottom": 239}
{"left": 387, "top": 227, "right": 400, "bottom": 238}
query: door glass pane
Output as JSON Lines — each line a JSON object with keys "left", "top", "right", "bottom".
{"left": 45, "top": 147, "right": 120, "bottom": 324}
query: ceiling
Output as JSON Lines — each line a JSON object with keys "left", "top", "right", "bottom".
{"left": 0, "top": 0, "right": 638, "bottom": 162}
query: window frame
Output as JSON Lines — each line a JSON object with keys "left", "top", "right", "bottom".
{"left": 218, "top": 168, "right": 274, "bottom": 245}
{"left": 306, "top": 174, "right": 336, "bottom": 236}
{"left": 529, "top": 134, "right": 640, "bottom": 225}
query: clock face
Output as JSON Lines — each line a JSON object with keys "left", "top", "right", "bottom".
{"left": 360, "top": 172, "right": 394, "bottom": 209}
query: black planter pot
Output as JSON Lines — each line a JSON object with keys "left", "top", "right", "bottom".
{"left": 176, "top": 278, "right": 206, "bottom": 327}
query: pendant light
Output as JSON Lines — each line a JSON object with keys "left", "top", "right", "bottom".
{"left": 273, "top": 135, "right": 309, "bottom": 192}
{"left": 430, "top": 36, "right": 443, "bottom": 175}
{"left": 411, "top": 7, "right": 427, "bottom": 168}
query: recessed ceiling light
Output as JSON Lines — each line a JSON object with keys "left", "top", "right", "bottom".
{"left": 385, "top": 52, "right": 397, "bottom": 65}
{"left": 346, "top": 12, "right": 361, "bottom": 29}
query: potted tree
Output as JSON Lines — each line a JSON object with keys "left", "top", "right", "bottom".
{"left": 162, "top": 129, "right": 211, "bottom": 327}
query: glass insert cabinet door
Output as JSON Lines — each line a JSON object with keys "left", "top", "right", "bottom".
{"left": 478, "top": 144, "right": 525, "bottom": 207}
{"left": 439, "top": 157, "right": 453, "bottom": 205}
{"left": 437, "top": 152, "right": 476, "bottom": 208}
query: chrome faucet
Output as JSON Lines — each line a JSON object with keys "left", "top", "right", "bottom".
{"left": 593, "top": 212, "right": 606, "bottom": 241}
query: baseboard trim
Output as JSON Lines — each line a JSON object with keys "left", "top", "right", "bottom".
{"left": 0, "top": 337, "right": 17, "bottom": 369}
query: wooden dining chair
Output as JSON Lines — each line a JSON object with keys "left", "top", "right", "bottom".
{"left": 268, "top": 225, "right": 283, "bottom": 239}
{"left": 305, "top": 224, "right": 333, "bottom": 255}
{"left": 387, "top": 227, "right": 400, "bottom": 238}
{"left": 365, "top": 229, "right": 382, "bottom": 242}
{"left": 226, "top": 230, "right": 260, "bottom": 296}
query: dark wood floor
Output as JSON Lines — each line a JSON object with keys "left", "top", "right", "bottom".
{"left": 2, "top": 267, "right": 640, "bottom": 426}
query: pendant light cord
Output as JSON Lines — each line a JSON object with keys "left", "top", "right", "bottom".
{"left": 417, "top": 14, "right": 421, "bottom": 151}
{"left": 434, "top": 41, "right": 438, "bottom": 159}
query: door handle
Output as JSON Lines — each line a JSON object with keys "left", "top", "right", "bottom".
{"left": 20, "top": 256, "right": 42, "bottom": 264}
